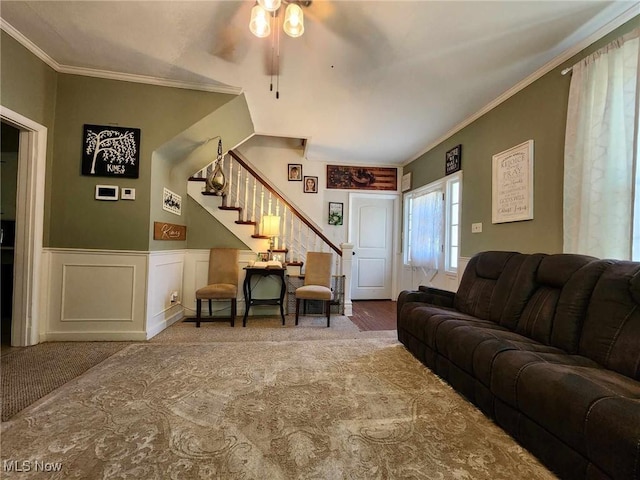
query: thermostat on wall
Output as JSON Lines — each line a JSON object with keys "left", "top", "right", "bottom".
{"left": 121, "top": 187, "right": 136, "bottom": 200}
{"left": 95, "top": 185, "right": 119, "bottom": 201}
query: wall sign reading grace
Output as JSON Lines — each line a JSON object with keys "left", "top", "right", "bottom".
{"left": 82, "top": 124, "right": 140, "bottom": 178}
{"left": 492, "top": 140, "right": 534, "bottom": 224}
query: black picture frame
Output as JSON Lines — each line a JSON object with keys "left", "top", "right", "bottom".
{"left": 304, "top": 176, "right": 318, "bottom": 193}
{"left": 328, "top": 202, "right": 343, "bottom": 225}
{"left": 288, "top": 163, "right": 302, "bottom": 181}
{"left": 445, "top": 144, "right": 462, "bottom": 176}
{"left": 82, "top": 124, "right": 140, "bottom": 178}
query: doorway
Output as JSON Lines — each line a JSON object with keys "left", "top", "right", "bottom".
{"left": 1, "top": 122, "right": 20, "bottom": 348}
{"left": 349, "top": 194, "right": 398, "bottom": 300}
{"left": 0, "top": 106, "right": 48, "bottom": 347}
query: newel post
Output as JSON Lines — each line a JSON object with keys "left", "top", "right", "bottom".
{"left": 340, "top": 243, "right": 354, "bottom": 316}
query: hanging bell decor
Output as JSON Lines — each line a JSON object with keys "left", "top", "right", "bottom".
{"left": 205, "top": 139, "right": 228, "bottom": 196}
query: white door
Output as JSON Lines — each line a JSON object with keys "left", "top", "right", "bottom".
{"left": 350, "top": 195, "right": 394, "bottom": 300}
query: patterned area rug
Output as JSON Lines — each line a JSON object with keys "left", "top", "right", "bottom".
{"left": 1, "top": 339, "right": 555, "bottom": 479}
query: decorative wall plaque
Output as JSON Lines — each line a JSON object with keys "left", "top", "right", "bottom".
{"left": 82, "top": 124, "right": 140, "bottom": 178}
{"left": 327, "top": 165, "right": 397, "bottom": 190}
{"left": 445, "top": 145, "right": 462, "bottom": 175}
{"left": 492, "top": 140, "right": 534, "bottom": 224}
{"left": 153, "top": 222, "right": 187, "bottom": 241}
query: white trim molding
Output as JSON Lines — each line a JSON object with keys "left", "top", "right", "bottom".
{"left": 0, "top": 18, "right": 243, "bottom": 96}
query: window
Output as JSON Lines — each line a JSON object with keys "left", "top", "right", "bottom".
{"left": 563, "top": 30, "right": 639, "bottom": 260}
{"left": 404, "top": 172, "right": 462, "bottom": 274}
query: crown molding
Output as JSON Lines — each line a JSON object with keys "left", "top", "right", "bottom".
{"left": 57, "top": 64, "right": 243, "bottom": 95}
{"left": 404, "top": 3, "right": 640, "bottom": 167}
{"left": 0, "top": 18, "right": 242, "bottom": 95}
{"left": 1, "top": 17, "right": 61, "bottom": 70}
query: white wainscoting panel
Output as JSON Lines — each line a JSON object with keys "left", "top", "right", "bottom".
{"left": 44, "top": 249, "right": 148, "bottom": 341}
{"left": 146, "top": 250, "right": 185, "bottom": 339}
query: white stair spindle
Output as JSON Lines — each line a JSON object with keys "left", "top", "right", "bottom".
{"left": 228, "top": 158, "right": 234, "bottom": 203}
{"left": 235, "top": 165, "right": 241, "bottom": 208}
{"left": 252, "top": 180, "right": 257, "bottom": 223}
{"left": 259, "top": 188, "right": 265, "bottom": 233}
{"left": 282, "top": 207, "right": 287, "bottom": 250}
{"left": 244, "top": 175, "right": 249, "bottom": 221}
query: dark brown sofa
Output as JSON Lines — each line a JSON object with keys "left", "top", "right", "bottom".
{"left": 397, "top": 251, "right": 640, "bottom": 480}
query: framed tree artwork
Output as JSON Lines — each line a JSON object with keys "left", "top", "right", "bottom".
{"left": 82, "top": 124, "right": 141, "bottom": 178}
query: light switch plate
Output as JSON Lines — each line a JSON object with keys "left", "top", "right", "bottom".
{"left": 471, "top": 222, "right": 483, "bottom": 233}
{"left": 121, "top": 187, "right": 136, "bottom": 200}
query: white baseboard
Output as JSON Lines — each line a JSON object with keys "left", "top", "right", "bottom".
{"left": 146, "top": 307, "right": 184, "bottom": 340}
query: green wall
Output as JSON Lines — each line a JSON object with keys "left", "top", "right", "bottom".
{"left": 149, "top": 94, "right": 255, "bottom": 251}
{"left": 404, "top": 17, "right": 640, "bottom": 257}
{"left": 50, "top": 74, "right": 238, "bottom": 250}
{"left": 186, "top": 197, "right": 248, "bottom": 250}
{"left": 1, "top": 31, "right": 58, "bottom": 243}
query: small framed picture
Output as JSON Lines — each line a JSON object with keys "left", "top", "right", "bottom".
{"left": 445, "top": 144, "right": 462, "bottom": 175}
{"left": 304, "top": 176, "right": 318, "bottom": 193}
{"left": 288, "top": 164, "right": 302, "bottom": 181}
{"left": 258, "top": 252, "right": 269, "bottom": 261}
{"left": 328, "top": 202, "right": 343, "bottom": 225}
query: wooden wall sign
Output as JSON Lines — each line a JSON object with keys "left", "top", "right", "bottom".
{"left": 327, "top": 165, "right": 397, "bottom": 190}
{"left": 492, "top": 140, "right": 534, "bottom": 224}
{"left": 153, "top": 222, "right": 187, "bottom": 241}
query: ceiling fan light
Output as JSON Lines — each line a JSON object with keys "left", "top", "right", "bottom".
{"left": 258, "top": 0, "right": 281, "bottom": 13}
{"left": 249, "top": 5, "right": 271, "bottom": 38}
{"left": 283, "top": 3, "right": 304, "bottom": 38}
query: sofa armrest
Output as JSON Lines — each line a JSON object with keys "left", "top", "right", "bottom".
{"left": 417, "top": 286, "right": 456, "bottom": 307}
{"left": 397, "top": 288, "right": 456, "bottom": 320}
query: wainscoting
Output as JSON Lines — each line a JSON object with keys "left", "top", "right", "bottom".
{"left": 42, "top": 249, "right": 149, "bottom": 341}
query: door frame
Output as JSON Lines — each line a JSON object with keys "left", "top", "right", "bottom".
{"left": 347, "top": 192, "right": 401, "bottom": 300}
{"left": 1, "top": 106, "right": 47, "bottom": 346}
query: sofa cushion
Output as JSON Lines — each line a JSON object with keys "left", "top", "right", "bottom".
{"left": 579, "top": 261, "right": 640, "bottom": 380}
{"left": 513, "top": 254, "right": 597, "bottom": 346}
{"left": 454, "top": 251, "right": 529, "bottom": 322}
{"left": 514, "top": 362, "right": 640, "bottom": 479}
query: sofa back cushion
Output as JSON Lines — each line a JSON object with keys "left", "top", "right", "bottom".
{"left": 513, "top": 254, "right": 597, "bottom": 347}
{"left": 454, "top": 251, "right": 528, "bottom": 322}
{"left": 579, "top": 261, "right": 640, "bottom": 380}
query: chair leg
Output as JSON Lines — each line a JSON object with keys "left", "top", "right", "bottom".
{"left": 326, "top": 300, "right": 331, "bottom": 327}
{"left": 208, "top": 299, "right": 212, "bottom": 316}
{"left": 295, "top": 298, "right": 300, "bottom": 325}
{"left": 196, "top": 299, "right": 202, "bottom": 328}
{"left": 230, "top": 299, "right": 236, "bottom": 327}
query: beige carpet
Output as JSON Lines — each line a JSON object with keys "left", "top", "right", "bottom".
{"left": 1, "top": 341, "right": 130, "bottom": 422}
{"left": 1, "top": 337, "right": 555, "bottom": 479}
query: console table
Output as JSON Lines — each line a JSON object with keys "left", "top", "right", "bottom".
{"left": 242, "top": 267, "right": 286, "bottom": 327}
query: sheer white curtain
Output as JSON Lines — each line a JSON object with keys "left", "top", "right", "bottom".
{"left": 410, "top": 190, "right": 443, "bottom": 269}
{"left": 563, "top": 30, "right": 639, "bottom": 259}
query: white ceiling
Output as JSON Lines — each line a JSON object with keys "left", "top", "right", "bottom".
{"left": 1, "top": 1, "right": 638, "bottom": 166}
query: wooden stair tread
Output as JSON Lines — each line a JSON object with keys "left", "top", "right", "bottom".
{"left": 202, "top": 191, "right": 225, "bottom": 196}
{"left": 236, "top": 220, "right": 256, "bottom": 225}
{"left": 219, "top": 206, "right": 241, "bottom": 211}
{"left": 269, "top": 248, "right": 289, "bottom": 253}
{"left": 251, "top": 234, "right": 270, "bottom": 239}
{"left": 188, "top": 176, "right": 206, "bottom": 182}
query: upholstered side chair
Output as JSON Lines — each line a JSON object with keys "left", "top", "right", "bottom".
{"left": 195, "top": 248, "right": 238, "bottom": 327}
{"left": 295, "top": 251, "right": 333, "bottom": 327}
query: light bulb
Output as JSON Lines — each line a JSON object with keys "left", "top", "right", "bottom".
{"left": 283, "top": 4, "right": 304, "bottom": 38}
{"left": 258, "top": 0, "right": 281, "bottom": 12}
{"left": 249, "top": 5, "right": 271, "bottom": 38}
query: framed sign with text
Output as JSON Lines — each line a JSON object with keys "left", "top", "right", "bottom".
{"left": 82, "top": 124, "right": 140, "bottom": 178}
{"left": 153, "top": 222, "right": 187, "bottom": 241}
{"left": 492, "top": 140, "right": 534, "bottom": 224}
{"left": 445, "top": 145, "right": 462, "bottom": 175}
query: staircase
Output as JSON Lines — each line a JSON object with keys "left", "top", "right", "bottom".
{"left": 188, "top": 150, "right": 347, "bottom": 278}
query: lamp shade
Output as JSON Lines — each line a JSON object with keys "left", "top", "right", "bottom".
{"left": 258, "top": 0, "right": 281, "bottom": 12}
{"left": 283, "top": 3, "right": 304, "bottom": 38}
{"left": 249, "top": 5, "right": 271, "bottom": 38}
{"left": 261, "top": 215, "right": 281, "bottom": 237}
